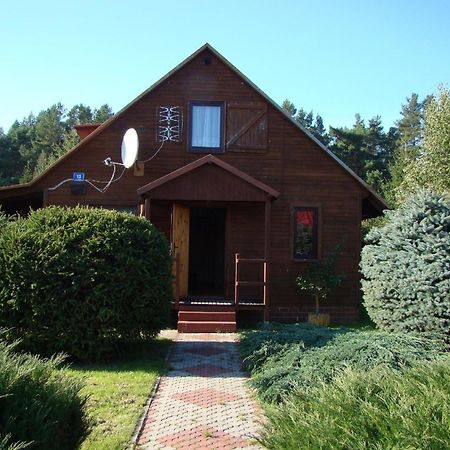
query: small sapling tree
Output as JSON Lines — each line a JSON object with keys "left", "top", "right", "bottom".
{"left": 296, "top": 244, "right": 345, "bottom": 326}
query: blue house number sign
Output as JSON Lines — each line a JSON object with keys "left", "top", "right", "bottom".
{"left": 73, "top": 172, "right": 85, "bottom": 182}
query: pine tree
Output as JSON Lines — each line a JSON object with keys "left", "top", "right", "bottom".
{"left": 330, "top": 115, "right": 369, "bottom": 179}
{"left": 0, "top": 130, "right": 21, "bottom": 185}
{"left": 396, "top": 93, "right": 423, "bottom": 150}
{"left": 330, "top": 115, "right": 395, "bottom": 193}
{"left": 67, "top": 104, "right": 94, "bottom": 127}
{"left": 385, "top": 93, "right": 429, "bottom": 205}
{"left": 311, "top": 114, "right": 330, "bottom": 146}
{"left": 2, "top": 103, "right": 114, "bottom": 185}
{"left": 93, "top": 104, "right": 113, "bottom": 123}
{"left": 281, "top": 99, "right": 297, "bottom": 117}
{"left": 280, "top": 99, "right": 330, "bottom": 145}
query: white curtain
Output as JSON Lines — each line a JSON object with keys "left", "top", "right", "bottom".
{"left": 191, "top": 105, "right": 221, "bottom": 148}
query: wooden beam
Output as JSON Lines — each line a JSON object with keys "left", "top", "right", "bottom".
{"left": 42, "top": 189, "right": 48, "bottom": 207}
{"left": 234, "top": 253, "right": 239, "bottom": 305}
{"left": 144, "top": 197, "right": 151, "bottom": 221}
{"left": 174, "top": 254, "right": 180, "bottom": 309}
{"left": 264, "top": 198, "right": 271, "bottom": 321}
{"left": 225, "top": 206, "right": 231, "bottom": 299}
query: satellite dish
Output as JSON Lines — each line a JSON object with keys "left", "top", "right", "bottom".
{"left": 121, "top": 128, "right": 139, "bottom": 168}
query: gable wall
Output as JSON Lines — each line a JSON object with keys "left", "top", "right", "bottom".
{"left": 39, "top": 49, "right": 367, "bottom": 321}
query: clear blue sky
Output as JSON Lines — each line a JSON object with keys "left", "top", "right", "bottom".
{"left": 1, "top": 0, "right": 449, "bottom": 133}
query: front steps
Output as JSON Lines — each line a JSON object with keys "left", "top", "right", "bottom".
{"left": 177, "top": 306, "right": 237, "bottom": 333}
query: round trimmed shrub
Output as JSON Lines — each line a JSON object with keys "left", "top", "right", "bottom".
{"left": 0, "top": 339, "right": 88, "bottom": 450}
{"left": 0, "top": 206, "right": 172, "bottom": 361}
{"left": 360, "top": 190, "right": 450, "bottom": 340}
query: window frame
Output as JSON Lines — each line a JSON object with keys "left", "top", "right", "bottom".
{"left": 188, "top": 101, "right": 225, "bottom": 153}
{"left": 291, "top": 203, "right": 321, "bottom": 261}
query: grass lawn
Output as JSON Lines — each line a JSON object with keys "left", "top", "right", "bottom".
{"left": 67, "top": 337, "right": 171, "bottom": 450}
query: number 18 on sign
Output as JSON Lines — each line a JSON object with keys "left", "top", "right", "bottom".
{"left": 73, "top": 172, "right": 85, "bottom": 182}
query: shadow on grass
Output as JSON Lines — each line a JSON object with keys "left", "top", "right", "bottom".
{"left": 69, "top": 338, "right": 172, "bottom": 373}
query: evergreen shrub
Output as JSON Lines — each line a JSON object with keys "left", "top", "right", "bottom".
{"left": 0, "top": 339, "right": 88, "bottom": 450}
{"left": 0, "top": 206, "right": 172, "bottom": 361}
{"left": 0, "top": 209, "right": 9, "bottom": 232}
{"left": 261, "top": 357, "right": 450, "bottom": 450}
{"left": 241, "top": 324, "right": 445, "bottom": 402}
{"left": 360, "top": 190, "right": 450, "bottom": 340}
{"left": 240, "top": 323, "right": 344, "bottom": 372}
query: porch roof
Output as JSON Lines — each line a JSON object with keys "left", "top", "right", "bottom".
{"left": 137, "top": 154, "right": 280, "bottom": 202}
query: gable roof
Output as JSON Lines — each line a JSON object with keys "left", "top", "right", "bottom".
{"left": 137, "top": 154, "right": 280, "bottom": 199}
{"left": 0, "top": 43, "right": 387, "bottom": 213}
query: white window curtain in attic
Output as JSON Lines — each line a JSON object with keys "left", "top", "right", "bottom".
{"left": 191, "top": 105, "right": 221, "bottom": 148}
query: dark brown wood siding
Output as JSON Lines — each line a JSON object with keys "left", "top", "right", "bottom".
{"left": 35, "top": 48, "right": 367, "bottom": 322}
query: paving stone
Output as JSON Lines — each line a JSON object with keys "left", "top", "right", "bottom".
{"left": 135, "top": 333, "right": 263, "bottom": 450}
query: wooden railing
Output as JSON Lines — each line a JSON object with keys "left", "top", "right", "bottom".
{"left": 234, "top": 253, "right": 267, "bottom": 305}
{"left": 172, "top": 251, "right": 267, "bottom": 308}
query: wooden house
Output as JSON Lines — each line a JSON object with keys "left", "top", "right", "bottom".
{"left": 0, "top": 44, "right": 387, "bottom": 331}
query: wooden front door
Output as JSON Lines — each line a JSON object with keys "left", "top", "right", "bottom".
{"left": 171, "top": 204, "right": 190, "bottom": 297}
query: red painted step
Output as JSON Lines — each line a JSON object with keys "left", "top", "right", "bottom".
{"left": 178, "top": 311, "right": 236, "bottom": 322}
{"left": 177, "top": 307, "right": 237, "bottom": 333}
{"left": 177, "top": 321, "right": 237, "bottom": 333}
{"left": 178, "top": 304, "right": 235, "bottom": 312}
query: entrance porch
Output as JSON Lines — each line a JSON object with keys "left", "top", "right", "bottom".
{"left": 137, "top": 155, "right": 279, "bottom": 331}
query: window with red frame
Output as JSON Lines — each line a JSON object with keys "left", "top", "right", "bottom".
{"left": 293, "top": 207, "right": 318, "bottom": 260}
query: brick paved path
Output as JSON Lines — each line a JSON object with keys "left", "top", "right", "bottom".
{"left": 135, "top": 333, "right": 263, "bottom": 450}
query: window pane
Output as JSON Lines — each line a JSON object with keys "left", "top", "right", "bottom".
{"left": 191, "top": 105, "right": 221, "bottom": 148}
{"left": 293, "top": 207, "right": 318, "bottom": 259}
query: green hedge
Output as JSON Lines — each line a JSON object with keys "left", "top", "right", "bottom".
{"left": 241, "top": 324, "right": 446, "bottom": 402}
{"left": 261, "top": 357, "right": 450, "bottom": 450}
{"left": 361, "top": 190, "right": 450, "bottom": 341}
{"left": 0, "top": 339, "right": 88, "bottom": 450}
{"left": 0, "top": 206, "right": 172, "bottom": 361}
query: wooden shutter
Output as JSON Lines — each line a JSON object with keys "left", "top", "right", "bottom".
{"left": 171, "top": 204, "right": 190, "bottom": 297}
{"left": 226, "top": 102, "right": 268, "bottom": 151}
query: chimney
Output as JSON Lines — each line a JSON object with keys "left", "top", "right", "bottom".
{"left": 74, "top": 123, "right": 101, "bottom": 139}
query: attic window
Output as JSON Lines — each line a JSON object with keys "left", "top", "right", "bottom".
{"left": 189, "top": 101, "right": 224, "bottom": 152}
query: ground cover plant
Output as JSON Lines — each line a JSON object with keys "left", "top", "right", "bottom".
{"left": 0, "top": 206, "right": 172, "bottom": 361}
{"left": 261, "top": 357, "right": 450, "bottom": 450}
{"left": 361, "top": 190, "right": 450, "bottom": 341}
{"left": 242, "top": 323, "right": 449, "bottom": 447}
{"left": 240, "top": 323, "right": 346, "bottom": 373}
{"left": 242, "top": 324, "right": 446, "bottom": 402}
{"left": 0, "top": 338, "right": 88, "bottom": 450}
{"left": 67, "top": 338, "right": 170, "bottom": 450}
